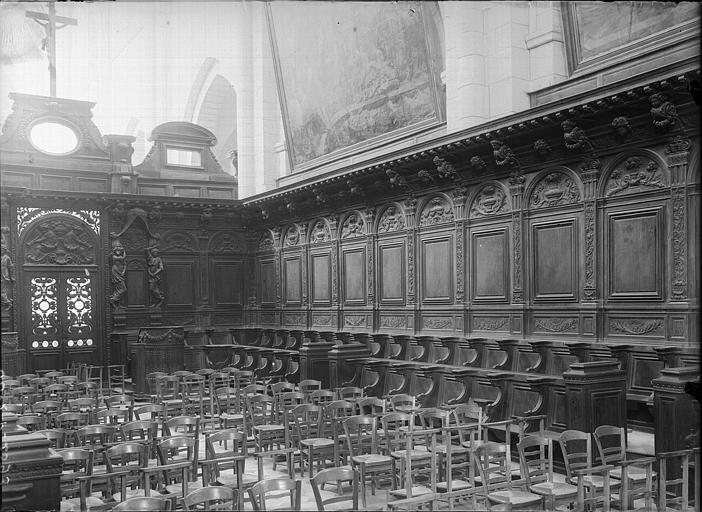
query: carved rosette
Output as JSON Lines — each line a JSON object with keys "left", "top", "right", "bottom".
{"left": 419, "top": 197, "right": 454, "bottom": 227}
{"left": 583, "top": 201, "right": 596, "bottom": 301}
{"left": 470, "top": 184, "right": 509, "bottom": 218}
{"left": 529, "top": 172, "right": 581, "bottom": 209}
{"left": 605, "top": 157, "right": 666, "bottom": 197}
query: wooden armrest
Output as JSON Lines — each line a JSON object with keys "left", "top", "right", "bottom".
{"left": 388, "top": 493, "right": 438, "bottom": 508}
{"left": 197, "top": 455, "right": 246, "bottom": 466}
{"left": 140, "top": 461, "right": 192, "bottom": 474}
{"left": 620, "top": 457, "right": 657, "bottom": 467}
{"left": 253, "top": 447, "right": 297, "bottom": 457}
{"left": 573, "top": 465, "right": 614, "bottom": 476}
{"left": 658, "top": 449, "right": 697, "bottom": 458}
{"left": 74, "top": 468, "right": 132, "bottom": 481}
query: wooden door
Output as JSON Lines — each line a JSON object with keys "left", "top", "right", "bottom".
{"left": 19, "top": 212, "right": 103, "bottom": 373}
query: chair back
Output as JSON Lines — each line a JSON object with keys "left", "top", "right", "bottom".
{"left": 388, "top": 393, "right": 415, "bottom": 412}
{"left": 133, "top": 403, "right": 166, "bottom": 423}
{"left": 56, "top": 448, "right": 94, "bottom": 498}
{"left": 338, "top": 386, "right": 363, "bottom": 401}
{"left": 356, "top": 397, "right": 386, "bottom": 416}
{"left": 16, "top": 414, "right": 45, "bottom": 431}
{"left": 381, "top": 411, "right": 412, "bottom": 454}
{"left": 121, "top": 420, "right": 159, "bottom": 457}
{"left": 248, "top": 478, "right": 302, "bottom": 511}
{"left": 183, "top": 486, "right": 236, "bottom": 511}
{"left": 310, "top": 466, "right": 359, "bottom": 511}
{"left": 75, "top": 424, "right": 116, "bottom": 451}
{"left": 299, "top": 379, "right": 322, "bottom": 397}
{"left": 518, "top": 435, "right": 554, "bottom": 487}
{"left": 310, "top": 389, "right": 335, "bottom": 406}
{"left": 475, "top": 442, "right": 513, "bottom": 492}
{"left": 343, "top": 415, "right": 378, "bottom": 458}
{"left": 558, "top": 429, "right": 593, "bottom": 483}
{"left": 164, "top": 415, "right": 200, "bottom": 438}
{"left": 593, "top": 424, "right": 625, "bottom": 466}
{"left": 36, "top": 428, "right": 67, "bottom": 448}
{"left": 105, "top": 441, "right": 148, "bottom": 474}
{"left": 288, "top": 403, "right": 325, "bottom": 443}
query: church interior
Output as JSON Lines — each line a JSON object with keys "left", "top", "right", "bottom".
{"left": 0, "top": 1, "right": 700, "bottom": 511}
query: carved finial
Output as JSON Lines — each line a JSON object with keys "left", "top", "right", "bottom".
{"left": 533, "top": 139, "right": 552, "bottom": 158}
{"left": 469, "top": 156, "right": 487, "bottom": 173}
{"left": 611, "top": 116, "right": 633, "bottom": 140}
{"left": 562, "top": 119, "right": 595, "bottom": 155}
{"left": 433, "top": 156, "right": 458, "bottom": 180}
{"left": 200, "top": 207, "right": 213, "bottom": 225}
{"left": 491, "top": 139, "right": 520, "bottom": 169}
{"left": 649, "top": 92, "right": 680, "bottom": 132}
{"left": 386, "top": 169, "right": 409, "bottom": 190}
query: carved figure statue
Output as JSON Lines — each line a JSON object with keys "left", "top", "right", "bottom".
{"left": 611, "top": 116, "right": 632, "bottom": 139}
{"left": 470, "top": 156, "right": 487, "bottom": 172}
{"left": 533, "top": 139, "right": 552, "bottom": 157}
{"left": 649, "top": 93, "right": 679, "bottom": 131}
{"left": 1, "top": 245, "right": 14, "bottom": 310}
{"left": 147, "top": 244, "right": 165, "bottom": 309}
{"left": 108, "top": 238, "right": 127, "bottom": 310}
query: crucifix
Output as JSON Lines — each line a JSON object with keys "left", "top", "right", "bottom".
{"left": 26, "top": 3, "right": 77, "bottom": 97}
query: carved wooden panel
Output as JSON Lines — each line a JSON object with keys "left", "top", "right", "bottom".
{"left": 471, "top": 228, "right": 509, "bottom": 301}
{"left": 164, "top": 261, "right": 195, "bottom": 306}
{"left": 213, "top": 261, "right": 242, "bottom": 305}
{"left": 532, "top": 220, "right": 578, "bottom": 301}
{"left": 126, "top": 260, "right": 146, "bottom": 307}
{"left": 259, "top": 260, "right": 276, "bottom": 305}
{"left": 421, "top": 236, "right": 453, "bottom": 303}
{"left": 379, "top": 242, "right": 405, "bottom": 304}
{"left": 284, "top": 255, "right": 302, "bottom": 304}
{"left": 342, "top": 247, "right": 365, "bottom": 304}
{"left": 607, "top": 208, "right": 663, "bottom": 300}
{"left": 23, "top": 216, "right": 97, "bottom": 265}
{"left": 311, "top": 253, "right": 331, "bottom": 305}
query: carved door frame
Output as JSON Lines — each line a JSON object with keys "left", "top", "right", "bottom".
{"left": 17, "top": 211, "right": 105, "bottom": 373}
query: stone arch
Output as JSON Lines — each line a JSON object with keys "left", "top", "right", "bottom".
{"left": 525, "top": 166, "right": 583, "bottom": 210}
{"left": 375, "top": 202, "right": 406, "bottom": 234}
{"left": 599, "top": 148, "right": 669, "bottom": 198}
{"left": 467, "top": 181, "right": 512, "bottom": 218}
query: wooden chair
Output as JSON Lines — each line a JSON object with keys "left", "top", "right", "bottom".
{"left": 145, "top": 372, "right": 167, "bottom": 402}
{"left": 357, "top": 396, "right": 387, "bottom": 416}
{"left": 55, "top": 411, "right": 90, "bottom": 443}
{"left": 67, "top": 397, "right": 99, "bottom": 424}
{"left": 121, "top": 420, "right": 160, "bottom": 460}
{"left": 298, "top": 379, "right": 322, "bottom": 399}
{"left": 338, "top": 386, "right": 364, "bottom": 402}
{"left": 213, "top": 386, "right": 245, "bottom": 433}
{"left": 44, "top": 383, "right": 70, "bottom": 404}
{"left": 104, "top": 394, "right": 135, "bottom": 420}
{"left": 310, "top": 466, "right": 359, "bottom": 511}
{"left": 133, "top": 403, "right": 166, "bottom": 425}
{"left": 309, "top": 389, "right": 336, "bottom": 406}
{"left": 474, "top": 442, "right": 544, "bottom": 511}
{"left": 247, "top": 393, "right": 293, "bottom": 480}
{"left": 248, "top": 478, "right": 302, "bottom": 512}
{"left": 74, "top": 424, "right": 117, "bottom": 466}
{"left": 96, "top": 407, "right": 131, "bottom": 426}
{"left": 323, "top": 399, "right": 356, "bottom": 466}
{"left": 276, "top": 391, "right": 306, "bottom": 423}
{"left": 559, "top": 430, "right": 620, "bottom": 511}
{"left": 593, "top": 424, "right": 656, "bottom": 511}
{"left": 344, "top": 414, "right": 395, "bottom": 507}
{"left": 657, "top": 448, "right": 700, "bottom": 512}
{"left": 55, "top": 447, "right": 103, "bottom": 512}
{"left": 111, "top": 497, "right": 170, "bottom": 512}
{"left": 183, "top": 486, "right": 236, "bottom": 511}
{"left": 201, "top": 429, "right": 253, "bottom": 511}
{"left": 382, "top": 411, "right": 436, "bottom": 501}
{"left": 156, "top": 375, "right": 186, "bottom": 418}
{"left": 388, "top": 393, "right": 416, "bottom": 413}
{"left": 105, "top": 441, "right": 150, "bottom": 502}
{"left": 288, "top": 403, "right": 336, "bottom": 478}
{"left": 32, "top": 399, "right": 63, "bottom": 427}
{"left": 163, "top": 415, "right": 200, "bottom": 479}
{"left": 181, "top": 374, "right": 211, "bottom": 421}
{"left": 151, "top": 436, "right": 199, "bottom": 501}
{"left": 518, "top": 434, "right": 578, "bottom": 510}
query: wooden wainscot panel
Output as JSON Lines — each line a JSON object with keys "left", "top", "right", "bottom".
{"left": 606, "top": 315, "right": 667, "bottom": 339}
{"left": 310, "top": 252, "right": 332, "bottom": 306}
{"left": 471, "top": 315, "right": 510, "bottom": 333}
{"left": 420, "top": 235, "right": 454, "bottom": 304}
{"left": 531, "top": 315, "right": 580, "bottom": 336}
{"left": 259, "top": 259, "right": 276, "bottom": 305}
{"left": 378, "top": 241, "right": 405, "bottom": 305}
{"left": 283, "top": 255, "right": 302, "bottom": 305}
{"left": 343, "top": 313, "right": 370, "bottom": 329}
{"left": 342, "top": 246, "right": 366, "bottom": 305}
{"left": 311, "top": 311, "right": 335, "bottom": 328}
{"left": 379, "top": 313, "right": 413, "bottom": 331}
{"left": 471, "top": 228, "right": 509, "bottom": 301}
{"left": 213, "top": 261, "right": 243, "bottom": 306}
{"left": 284, "top": 311, "right": 307, "bottom": 327}
{"left": 606, "top": 207, "right": 664, "bottom": 300}
{"left": 531, "top": 219, "right": 578, "bottom": 301}
{"left": 421, "top": 315, "right": 456, "bottom": 331}
{"left": 164, "top": 260, "right": 195, "bottom": 307}
{"left": 259, "top": 310, "right": 280, "bottom": 325}
{"left": 126, "top": 260, "right": 146, "bottom": 307}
